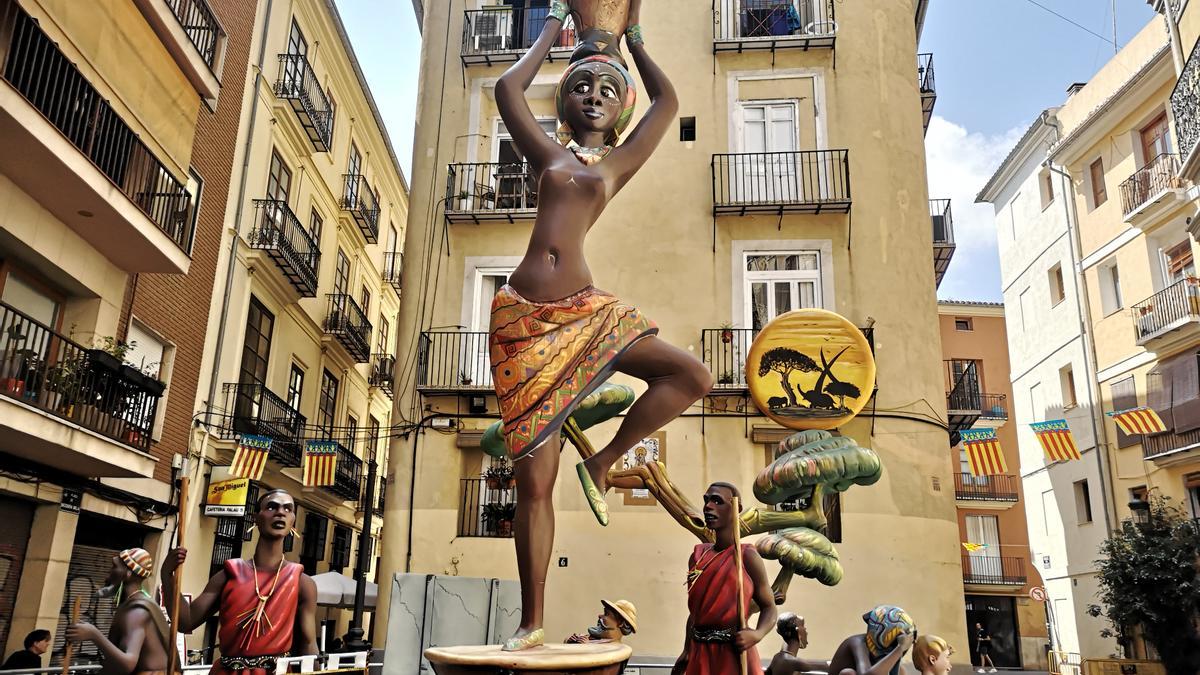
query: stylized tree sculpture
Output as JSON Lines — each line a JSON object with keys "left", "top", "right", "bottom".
{"left": 825, "top": 380, "right": 862, "bottom": 409}
{"left": 758, "top": 348, "right": 819, "bottom": 407}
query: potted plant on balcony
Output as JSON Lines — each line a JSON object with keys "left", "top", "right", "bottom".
{"left": 717, "top": 371, "right": 734, "bottom": 386}
{"left": 718, "top": 321, "right": 735, "bottom": 344}
{"left": 459, "top": 369, "right": 473, "bottom": 387}
{"left": 45, "top": 354, "right": 85, "bottom": 414}
{"left": 483, "top": 502, "right": 517, "bottom": 537}
{"left": 0, "top": 323, "right": 33, "bottom": 396}
{"left": 484, "top": 462, "right": 515, "bottom": 490}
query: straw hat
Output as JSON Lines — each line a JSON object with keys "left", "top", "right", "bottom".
{"left": 601, "top": 599, "right": 637, "bottom": 634}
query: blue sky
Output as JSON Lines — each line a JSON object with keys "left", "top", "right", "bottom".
{"left": 338, "top": 1, "right": 1161, "bottom": 303}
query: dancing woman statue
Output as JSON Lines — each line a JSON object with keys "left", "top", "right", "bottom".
{"left": 489, "top": 0, "right": 713, "bottom": 651}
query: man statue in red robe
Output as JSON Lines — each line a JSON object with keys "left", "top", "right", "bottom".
{"left": 672, "top": 482, "right": 777, "bottom": 675}
{"left": 162, "top": 488, "right": 317, "bottom": 674}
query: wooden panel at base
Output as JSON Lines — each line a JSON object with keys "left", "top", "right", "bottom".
{"left": 424, "top": 643, "right": 632, "bottom": 675}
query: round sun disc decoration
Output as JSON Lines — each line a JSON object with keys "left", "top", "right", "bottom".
{"left": 746, "top": 309, "right": 876, "bottom": 430}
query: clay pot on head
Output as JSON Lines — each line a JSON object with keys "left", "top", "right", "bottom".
{"left": 568, "top": 0, "right": 631, "bottom": 61}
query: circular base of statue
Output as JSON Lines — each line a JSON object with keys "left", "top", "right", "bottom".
{"left": 424, "top": 643, "right": 633, "bottom": 675}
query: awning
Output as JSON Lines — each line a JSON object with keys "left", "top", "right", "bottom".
{"left": 310, "top": 571, "right": 378, "bottom": 609}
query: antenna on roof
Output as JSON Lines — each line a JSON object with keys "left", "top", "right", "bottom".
{"left": 1112, "top": 0, "right": 1118, "bottom": 55}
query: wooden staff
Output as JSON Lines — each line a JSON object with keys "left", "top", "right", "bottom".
{"left": 61, "top": 596, "right": 82, "bottom": 675}
{"left": 167, "top": 475, "right": 189, "bottom": 675}
{"left": 731, "top": 496, "right": 748, "bottom": 675}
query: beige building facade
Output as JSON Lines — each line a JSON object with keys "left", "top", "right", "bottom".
{"left": 380, "top": 0, "right": 973, "bottom": 665}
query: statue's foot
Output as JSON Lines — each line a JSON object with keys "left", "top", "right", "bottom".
{"left": 575, "top": 461, "right": 610, "bottom": 526}
{"left": 501, "top": 627, "right": 545, "bottom": 652}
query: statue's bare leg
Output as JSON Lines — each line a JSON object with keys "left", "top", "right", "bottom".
{"left": 582, "top": 336, "right": 712, "bottom": 491}
{"left": 512, "top": 433, "right": 561, "bottom": 639}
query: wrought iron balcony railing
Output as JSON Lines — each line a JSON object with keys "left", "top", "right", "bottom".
{"left": 713, "top": 0, "right": 836, "bottom": 52}
{"left": 979, "top": 393, "right": 1008, "bottom": 420}
{"left": 919, "top": 53, "right": 936, "bottom": 133}
{"left": 342, "top": 174, "right": 380, "bottom": 243}
{"left": 931, "top": 198, "right": 955, "bottom": 287}
{"left": 248, "top": 199, "right": 320, "bottom": 297}
{"left": 961, "top": 555, "right": 1027, "bottom": 586}
{"left": 945, "top": 360, "right": 981, "bottom": 412}
{"left": 458, "top": 477, "right": 517, "bottom": 538}
{"left": 310, "top": 434, "right": 363, "bottom": 501}
{"left": 0, "top": 302, "right": 164, "bottom": 452}
{"left": 274, "top": 53, "right": 332, "bottom": 152}
{"left": 712, "top": 150, "right": 851, "bottom": 215}
{"left": 1171, "top": 39, "right": 1200, "bottom": 168}
{"left": 1132, "top": 277, "right": 1200, "bottom": 344}
{"left": 324, "top": 294, "right": 372, "bottom": 363}
{"left": 369, "top": 353, "right": 395, "bottom": 398}
{"left": 953, "top": 473, "right": 1019, "bottom": 502}
{"left": 1119, "top": 153, "right": 1182, "bottom": 216}
{"left": 445, "top": 162, "right": 538, "bottom": 223}
{"left": 1, "top": 4, "right": 195, "bottom": 252}
{"left": 222, "top": 382, "right": 305, "bottom": 467}
{"left": 416, "top": 332, "right": 493, "bottom": 392}
{"left": 166, "top": 0, "right": 224, "bottom": 69}
{"left": 701, "top": 326, "right": 875, "bottom": 393}
{"left": 382, "top": 252, "right": 403, "bottom": 292}
{"left": 461, "top": 7, "right": 577, "bottom": 66}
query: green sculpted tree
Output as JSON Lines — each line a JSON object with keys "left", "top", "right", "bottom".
{"left": 1094, "top": 497, "right": 1200, "bottom": 674}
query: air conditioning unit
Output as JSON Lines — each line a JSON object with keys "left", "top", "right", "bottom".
{"left": 473, "top": 7, "right": 512, "bottom": 52}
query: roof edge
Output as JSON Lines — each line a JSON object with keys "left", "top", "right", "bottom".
{"left": 975, "top": 108, "right": 1059, "bottom": 204}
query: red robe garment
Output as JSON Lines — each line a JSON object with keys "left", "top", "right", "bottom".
{"left": 210, "top": 558, "right": 303, "bottom": 675}
{"left": 684, "top": 543, "right": 760, "bottom": 675}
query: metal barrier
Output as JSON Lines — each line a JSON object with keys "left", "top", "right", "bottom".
{"left": 275, "top": 52, "right": 333, "bottom": 151}
{"left": 953, "top": 473, "right": 1019, "bottom": 502}
{"left": 249, "top": 199, "right": 321, "bottom": 297}
{"left": 325, "top": 294, "right": 373, "bottom": 363}
{"left": 1131, "top": 276, "right": 1200, "bottom": 343}
{"left": 1119, "top": 153, "right": 1181, "bottom": 216}
{"left": 165, "top": 0, "right": 224, "bottom": 68}
{"left": 416, "top": 331, "right": 493, "bottom": 391}
{"left": 459, "top": 477, "right": 517, "bottom": 538}
{"left": 342, "top": 174, "right": 380, "bottom": 243}
{"left": 712, "top": 0, "right": 837, "bottom": 48}
{"left": 712, "top": 150, "right": 851, "bottom": 215}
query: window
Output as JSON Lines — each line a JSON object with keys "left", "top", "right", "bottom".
{"left": 745, "top": 252, "right": 821, "bottom": 330}
{"left": 183, "top": 168, "right": 204, "bottom": 254}
{"left": 955, "top": 318, "right": 973, "bottom": 331}
{"left": 1041, "top": 489, "right": 1055, "bottom": 536}
{"left": 1030, "top": 381, "right": 1043, "bottom": 422}
{"left": 679, "top": 116, "right": 696, "bottom": 142}
{"left": 346, "top": 414, "right": 358, "bottom": 453}
{"left": 1039, "top": 169, "right": 1055, "bottom": 209}
{"left": 1074, "top": 480, "right": 1093, "bottom": 523}
{"left": 334, "top": 249, "right": 350, "bottom": 297}
{"left": 360, "top": 285, "right": 371, "bottom": 316}
{"left": 378, "top": 317, "right": 391, "bottom": 355}
{"left": 318, "top": 369, "right": 339, "bottom": 439}
{"left": 1019, "top": 288, "right": 1030, "bottom": 331}
{"left": 309, "top": 208, "right": 323, "bottom": 243}
{"left": 287, "top": 364, "right": 304, "bottom": 411}
{"left": 1060, "top": 364, "right": 1077, "bottom": 409}
{"left": 0, "top": 270, "right": 61, "bottom": 328}
{"left": 964, "top": 515, "right": 1000, "bottom": 566}
{"left": 1140, "top": 113, "right": 1172, "bottom": 165}
{"left": 347, "top": 142, "right": 362, "bottom": 178}
{"left": 492, "top": 120, "right": 555, "bottom": 210}
{"left": 386, "top": 224, "right": 398, "bottom": 255}
{"left": 267, "top": 150, "right": 291, "bottom": 203}
{"left": 1089, "top": 158, "right": 1107, "bottom": 208}
{"left": 287, "top": 19, "right": 307, "bottom": 57}
{"left": 126, "top": 321, "right": 171, "bottom": 440}
{"left": 238, "top": 297, "right": 274, "bottom": 388}
{"left": 330, "top": 524, "right": 352, "bottom": 572}
{"left": 737, "top": 102, "right": 799, "bottom": 204}
{"left": 1008, "top": 194, "right": 1020, "bottom": 240}
{"left": 326, "top": 87, "right": 336, "bottom": 142}
{"left": 281, "top": 20, "right": 308, "bottom": 95}
{"left": 1049, "top": 264, "right": 1066, "bottom": 306}
{"left": 1111, "top": 377, "right": 1139, "bottom": 448}
{"left": 472, "top": 269, "right": 513, "bottom": 331}
{"left": 368, "top": 416, "right": 381, "bottom": 463}
{"left": 1186, "top": 473, "right": 1200, "bottom": 518}
{"left": 300, "top": 511, "right": 327, "bottom": 576}
{"left": 1164, "top": 241, "right": 1195, "bottom": 284}
{"left": 1099, "top": 261, "right": 1122, "bottom": 315}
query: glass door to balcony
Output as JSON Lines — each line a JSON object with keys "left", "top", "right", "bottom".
{"left": 965, "top": 514, "right": 1000, "bottom": 577}
{"left": 737, "top": 101, "right": 798, "bottom": 204}
{"left": 0, "top": 272, "right": 59, "bottom": 328}
{"left": 744, "top": 252, "right": 821, "bottom": 331}
{"left": 468, "top": 270, "right": 512, "bottom": 388}
{"left": 282, "top": 20, "right": 308, "bottom": 96}
{"left": 490, "top": 120, "right": 554, "bottom": 211}
{"left": 235, "top": 297, "right": 274, "bottom": 432}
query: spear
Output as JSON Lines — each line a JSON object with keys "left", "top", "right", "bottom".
{"left": 61, "top": 597, "right": 82, "bottom": 675}
{"left": 732, "top": 495, "right": 748, "bottom": 675}
{"left": 167, "top": 475, "right": 189, "bottom": 675}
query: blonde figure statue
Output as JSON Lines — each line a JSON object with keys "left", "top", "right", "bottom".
{"left": 912, "top": 636, "right": 953, "bottom": 675}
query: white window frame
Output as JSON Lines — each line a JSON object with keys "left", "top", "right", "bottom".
{"left": 726, "top": 70, "right": 828, "bottom": 152}
{"left": 742, "top": 251, "right": 822, "bottom": 328}
{"left": 734, "top": 98, "right": 801, "bottom": 153}
{"left": 731, "top": 240, "right": 834, "bottom": 329}
{"left": 126, "top": 318, "right": 173, "bottom": 442}
{"left": 490, "top": 117, "right": 557, "bottom": 163}
{"left": 1099, "top": 259, "right": 1123, "bottom": 316}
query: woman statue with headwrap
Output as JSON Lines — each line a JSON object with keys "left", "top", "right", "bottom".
{"left": 490, "top": 0, "right": 712, "bottom": 651}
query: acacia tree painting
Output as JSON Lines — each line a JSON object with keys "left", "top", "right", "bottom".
{"left": 825, "top": 379, "right": 861, "bottom": 409}
{"left": 758, "top": 348, "right": 819, "bottom": 407}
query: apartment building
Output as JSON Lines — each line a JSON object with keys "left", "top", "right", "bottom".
{"left": 379, "top": 0, "right": 972, "bottom": 663}
{"left": 0, "top": 0, "right": 237, "bottom": 660}
{"left": 939, "top": 301, "right": 1050, "bottom": 669}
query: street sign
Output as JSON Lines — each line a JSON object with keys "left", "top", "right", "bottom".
{"left": 1030, "top": 586, "right": 1048, "bottom": 603}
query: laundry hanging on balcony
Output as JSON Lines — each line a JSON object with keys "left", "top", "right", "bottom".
{"left": 303, "top": 440, "right": 339, "bottom": 487}
{"left": 1107, "top": 407, "right": 1167, "bottom": 436}
{"left": 230, "top": 434, "right": 272, "bottom": 481}
{"left": 960, "top": 428, "right": 1007, "bottom": 477}
{"left": 1030, "top": 419, "right": 1081, "bottom": 462}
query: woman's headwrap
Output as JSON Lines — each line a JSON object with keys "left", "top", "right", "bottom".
{"left": 555, "top": 54, "right": 637, "bottom": 147}
{"left": 863, "top": 604, "right": 916, "bottom": 667}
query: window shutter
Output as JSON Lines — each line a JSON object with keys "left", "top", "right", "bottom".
{"left": 1171, "top": 353, "right": 1200, "bottom": 432}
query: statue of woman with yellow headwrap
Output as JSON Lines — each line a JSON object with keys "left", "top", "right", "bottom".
{"left": 490, "top": 0, "right": 713, "bottom": 652}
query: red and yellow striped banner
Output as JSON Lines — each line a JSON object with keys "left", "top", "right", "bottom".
{"left": 1031, "top": 419, "right": 1082, "bottom": 462}
{"left": 303, "top": 440, "right": 339, "bottom": 487}
{"left": 1108, "top": 407, "right": 1166, "bottom": 436}
{"left": 961, "top": 428, "right": 1008, "bottom": 476}
{"left": 230, "top": 434, "right": 271, "bottom": 481}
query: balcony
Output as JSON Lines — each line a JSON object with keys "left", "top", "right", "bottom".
{"left": 961, "top": 555, "right": 1027, "bottom": 587}
{"left": 1172, "top": 38, "right": 1200, "bottom": 180}
{"left": 416, "top": 332, "right": 493, "bottom": 393}
{"left": 0, "top": 302, "right": 161, "bottom": 478}
{"left": 324, "top": 294, "right": 372, "bottom": 363}
{"left": 382, "top": 252, "right": 403, "bottom": 293}
{"left": 701, "top": 326, "right": 875, "bottom": 393}
{"left": 461, "top": 7, "right": 577, "bottom": 67}
{"left": 712, "top": 150, "right": 851, "bottom": 216}
{"left": 1142, "top": 426, "right": 1200, "bottom": 463}
{"left": 1132, "top": 278, "right": 1200, "bottom": 357}
{"left": 0, "top": 3, "right": 194, "bottom": 273}
{"left": 978, "top": 393, "right": 1009, "bottom": 424}
{"left": 247, "top": 200, "right": 320, "bottom": 298}
{"left": 953, "top": 473, "right": 1019, "bottom": 509}
{"left": 444, "top": 162, "right": 538, "bottom": 224}
{"left": 945, "top": 360, "right": 982, "bottom": 437}
{"left": 360, "top": 481, "right": 383, "bottom": 518}
{"left": 369, "top": 353, "right": 396, "bottom": 398}
{"left": 918, "top": 53, "right": 936, "bottom": 135}
{"left": 342, "top": 174, "right": 380, "bottom": 243}
{"left": 132, "top": 0, "right": 225, "bottom": 103}
{"left": 222, "top": 382, "right": 305, "bottom": 467}
{"left": 274, "top": 53, "right": 332, "bottom": 152}
{"left": 1119, "top": 153, "right": 1189, "bottom": 228}
{"left": 713, "top": 0, "right": 836, "bottom": 53}
{"left": 931, "top": 199, "right": 955, "bottom": 288}
{"left": 316, "top": 436, "right": 363, "bottom": 502}
{"left": 458, "top": 477, "right": 517, "bottom": 538}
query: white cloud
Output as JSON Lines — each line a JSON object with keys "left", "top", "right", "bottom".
{"left": 925, "top": 115, "right": 1026, "bottom": 302}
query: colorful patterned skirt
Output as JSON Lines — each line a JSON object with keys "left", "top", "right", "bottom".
{"left": 489, "top": 284, "right": 657, "bottom": 459}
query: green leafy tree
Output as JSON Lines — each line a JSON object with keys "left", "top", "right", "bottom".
{"left": 1094, "top": 497, "right": 1200, "bottom": 674}
{"left": 758, "top": 348, "right": 818, "bottom": 407}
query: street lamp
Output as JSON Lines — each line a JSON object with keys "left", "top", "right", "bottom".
{"left": 1128, "top": 497, "right": 1151, "bottom": 526}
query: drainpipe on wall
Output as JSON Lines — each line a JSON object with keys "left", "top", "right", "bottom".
{"left": 1045, "top": 115, "right": 1117, "bottom": 535}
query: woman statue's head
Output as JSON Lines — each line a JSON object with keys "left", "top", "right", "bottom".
{"left": 556, "top": 55, "right": 637, "bottom": 148}
{"left": 912, "top": 635, "right": 953, "bottom": 675}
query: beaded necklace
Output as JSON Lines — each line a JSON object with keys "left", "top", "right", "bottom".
{"left": 567, "top": 141, "right": 613, "bottom": 166}
{"left": 685, "top": 545, "right": 730, "bottom": 589}
{"left": 235, "top": 558, "right": 286, "bottom": 643}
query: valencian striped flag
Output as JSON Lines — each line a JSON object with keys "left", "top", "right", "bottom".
{"left": 303, "top": 440, "right": 339, "bottom": 487}
{"left": 1031, "top": 419, "right": 1082, "bottom": 462}
{"left": 962, "top": 542, "right": 988, "bottom": 553}
{"left": 230, "top": 435, "right": 271, "bottom": 481}
{"left": 1107, "top": 407, "right": 1167, "bottom": 436}
{"left": 960, "top": 428, "right": 1008, "bottom": 476}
